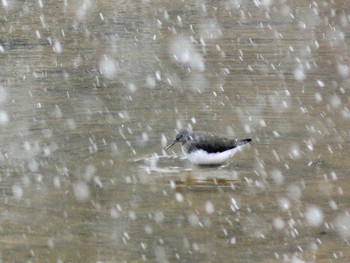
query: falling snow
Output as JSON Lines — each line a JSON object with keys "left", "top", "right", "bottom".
{"left": 99, "top": 55, "right": 118, "bottom": 79}
{"left": 0, "top": 0, "right": 349, "bottom": 261}
{"left": 12, "top": 185, "right": 23, "bottom": 199}
{"left": 169, "top": 36, "right": 205, "bottom": 72}
{"left": 53, "top": 40, "right": 62, "bottom": 53}
{"left": 0, "top": 110, "right": 9, "bottom": 125}
{"left": 334, "top": 213, "right": 350, "bottom": 239}
{"left": 73, "top": 181, "right": 90, "bottom": 203}
{"left": 337, "top": 63, "right": 349, "bottom": 77}
{"left": 305, "top": 205, "right": 324, "bottom": 227}
{"left": 273, "top": 217, "right": 285, "bottom": 231}
{"left": 294, "top": 67, "right": 306, "bottom": 81}
{"left": 205, "top": 201, "right": 215, "bottom": 214}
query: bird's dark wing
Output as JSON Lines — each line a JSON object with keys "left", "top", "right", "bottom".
{"left": 186, "top": 132, "right": 250, "bottom": 154}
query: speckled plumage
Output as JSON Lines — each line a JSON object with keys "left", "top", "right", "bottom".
{"left": 164, "top": 128, "right": 252, "bottom": 165}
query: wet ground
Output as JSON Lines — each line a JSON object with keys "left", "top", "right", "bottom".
{"left": 0, "top": 0, "right": 350, "bottom": 262}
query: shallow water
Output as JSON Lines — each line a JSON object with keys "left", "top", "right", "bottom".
{"left": 0, "top": 0, "right": 350, "bottom": 262}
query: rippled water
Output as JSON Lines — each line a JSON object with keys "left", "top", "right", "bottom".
{"left": 0, "top": 0, "right": 349, "bottom": 262}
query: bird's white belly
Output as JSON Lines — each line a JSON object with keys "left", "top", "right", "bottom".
{"left": 183, "top": 147, "right": 243, "bottom": 165}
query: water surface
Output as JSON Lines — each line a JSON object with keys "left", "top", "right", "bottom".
{"left": 0, "top": 0, "right": 349, "bottom": 262}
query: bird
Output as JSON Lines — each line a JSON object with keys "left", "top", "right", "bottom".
{"left": 164, "top": 128, "right": 252, "bottom": 165}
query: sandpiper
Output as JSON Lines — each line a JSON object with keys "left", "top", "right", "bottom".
{"left": 164, "top": 128, "right": 252, "bottom": 165}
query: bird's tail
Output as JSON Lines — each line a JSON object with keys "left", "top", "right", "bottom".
{"left": 237, "top": 138, "right": 252, "bottom": 146}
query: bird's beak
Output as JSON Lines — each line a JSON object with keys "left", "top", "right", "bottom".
{"left": 164, "top": 139, "right": 177, "bottom": 150}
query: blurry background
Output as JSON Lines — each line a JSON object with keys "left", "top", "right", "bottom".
{"left": 0, "top": 0, "right": 349, "bottom": 262}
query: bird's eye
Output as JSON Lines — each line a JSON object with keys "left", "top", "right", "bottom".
{"left": 176, "top": 134, "right": 183, "bottom": 140}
